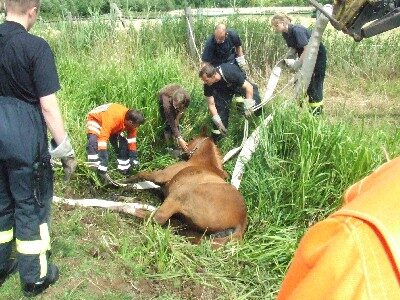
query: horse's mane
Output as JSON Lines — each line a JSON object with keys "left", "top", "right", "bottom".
{"left": 191, "top": 137, "right": 227, "bottom": 178}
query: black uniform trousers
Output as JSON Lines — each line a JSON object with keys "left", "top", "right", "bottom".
{"left": 212, "top": 81, "right": 261, "bottom": 141}
{"left": 0, "top": 97, "right": 53, "bottom": 284}
{"left": 307, "top": 46, "right": 327, "bottom": 113}
{"left": 86, "top": 133, "right": 130, "bottom": 172}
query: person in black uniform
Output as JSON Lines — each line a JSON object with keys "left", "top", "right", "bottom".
{"left": 271, "top": 12, "right": 327, "bottom": 114}
{"left": 0, "top": 0, "right": 76, "bottom": 296}
{"left": 202, "top": 23, "right": 248, "bottom": 72}
{"left": 199, "top": 63, "right": 261, "bottom": 141}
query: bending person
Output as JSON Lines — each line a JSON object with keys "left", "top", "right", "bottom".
{"left": 86, "top": 103, "right": 144, "bottom": 180}
{"left": 199, "top": 63, "right": 261, "bottom": 141}
{"left": 158, "top": 84, "right": 190, "bottom": 152}
{"left": 271, "top": 13, "right": 327, "bottom": 114}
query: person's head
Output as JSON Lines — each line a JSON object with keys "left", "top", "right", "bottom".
{"left": 271, "top": 13, "right": 291, "bottom": 33}
{"left": 213, "top": 23, "right": 227, "bottom": 44}
{"left": 124, "top": 109, "right": 145, "bottom": 131}
{"left": 5, "top": 0, "right": 40, "bottom": 31}
{"left": 172, "top": 90, "right": 190, "bottom": 112}
{"left": 199, "top": 63, "right": 220, "bottom": 86}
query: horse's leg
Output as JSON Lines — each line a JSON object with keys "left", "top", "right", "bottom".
{"left": 136, "top": 162, "right": 188, "bottom": 184}
{"left": 153, "top": 197, "right": 181, "bottom": 225}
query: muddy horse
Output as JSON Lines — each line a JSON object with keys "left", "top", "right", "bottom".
{"left": 129, "top": 135, "right": 248, "bottom": 248}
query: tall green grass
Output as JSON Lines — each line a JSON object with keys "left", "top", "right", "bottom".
{"left": 2, "top": 15, "right": 399, "bottom": 299}
{"left": 37, "top": 0, "right": 313, "bottom": 18}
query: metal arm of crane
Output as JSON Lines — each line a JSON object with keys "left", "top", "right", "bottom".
{"left": 310, "top": 0, "right": 400, "bottom": 41}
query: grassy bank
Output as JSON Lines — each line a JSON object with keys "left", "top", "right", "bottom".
{"left": 1, "top": 14, "right": 400, "bottom": 299}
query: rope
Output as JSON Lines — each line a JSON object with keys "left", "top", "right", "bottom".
{"left": 222, "top": 63, "right": 295, "bottom": 164}
{"left": 184, "top": 14, "right": 201, "bottom": 64}
{"left": 222, "top": 119, "right": 249, "bottom": 164}
{"left": 252, "top": 76, "right": 296, "bottom": 112}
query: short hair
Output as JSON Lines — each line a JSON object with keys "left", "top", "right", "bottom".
{"left": 214, "top": 23, "right": 226, "bottom": 33}
{"left": 199, "top": 63, "right": 217, "bottom": 78}
{"left": 172, "top": 89, "right": 190, "bottom": 110}
{"left": 271, "top": 12, "right": 292, "bottom": 26}
{"left": 125, "top": 109, "right": 145, "bottom": 125}
{"left": 5, "top": 0, "right": 40, "bottom": 14}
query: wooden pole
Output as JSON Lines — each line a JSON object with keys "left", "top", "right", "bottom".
{"left": 184, "top": 6, "right": 201, "bottom": 63}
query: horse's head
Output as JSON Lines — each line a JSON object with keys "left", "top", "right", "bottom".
{"left": 186, "top": 135, "right": 211, "bottom": 159}
{"left": 185, "top": 134, "right": 227, "bottom": 178}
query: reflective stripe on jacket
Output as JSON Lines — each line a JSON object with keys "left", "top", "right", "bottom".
{"left": 86, "top": 103, "right": 137, "bottom": 151}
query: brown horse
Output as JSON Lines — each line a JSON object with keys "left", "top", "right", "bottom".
{"left": 132, "top": 135, "right": 248, "bottom": 248}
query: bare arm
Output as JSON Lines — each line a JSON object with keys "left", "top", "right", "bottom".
{"left": 207, "top": 96, "right": 218, "bottom": 116}
{"left": 242, "top": 80, "right": 254, "bottom": 99}
{"left": 298, "top": 46, "right": 307, "bottom": 63}
{"left": 175, "top": 111, "right": 184, "bottom": 126}
{"left": 40, "top": 94, "right": 67, "bottom": 145}
{"left": 236, "top": 45, "right": 244, "bottom": 57}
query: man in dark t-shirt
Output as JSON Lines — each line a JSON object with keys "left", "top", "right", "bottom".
{"left": 0, "top": 0, "right": 76, "bottom": 296}
{"left": 199, "top": 63, "right": 261, "bottom": 141}
{"left": 202, "top": 23, "right": 248, "bottom": 71}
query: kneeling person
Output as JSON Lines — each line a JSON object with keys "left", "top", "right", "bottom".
{"left": 86, "top": 103, "right": 144, "bottom": 177}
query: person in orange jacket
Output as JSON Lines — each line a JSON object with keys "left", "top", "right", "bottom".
{"left": 277, "top": 157, "right": 400, "bottom": 299}
{"left": 86, "top": 103, "right": 145, "bottom": 179}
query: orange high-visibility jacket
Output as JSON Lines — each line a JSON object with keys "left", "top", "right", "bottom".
{"left": 277, "top": 157, "right": 400, "bottom": 300}
{"left": 86, "top": 103, "right": 137, "bottom": 151}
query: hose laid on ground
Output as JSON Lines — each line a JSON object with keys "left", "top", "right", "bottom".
{"left": 222, "top": 119, "right": 249, "bottom": 163}
{"left": 53, "top": 196, "right": 157, "bottom": 217}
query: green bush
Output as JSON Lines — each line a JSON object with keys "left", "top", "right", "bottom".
{"left": 39, "top": 0, "right": 312, "bottom": 18}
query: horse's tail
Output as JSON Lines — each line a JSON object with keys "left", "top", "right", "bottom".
{"left": 232, "top": 216, "right": 248, "bottom": 241}
{"left": 210, "top": 218, "right": 248, "bottom": 249}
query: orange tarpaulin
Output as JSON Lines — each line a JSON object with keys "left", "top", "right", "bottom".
{"left": 277, "top": 157, "right": 400, "bottom": 299}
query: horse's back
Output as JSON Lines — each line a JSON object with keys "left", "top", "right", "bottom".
{"left": 168, "top": 180, "right": 247, "bottom": 233}
{"left": 166, "top": 165, "right": 225, "bottom": 190}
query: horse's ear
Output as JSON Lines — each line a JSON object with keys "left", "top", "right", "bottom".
{"left": 200, "top": 126, "right": 208, "bottom": 136}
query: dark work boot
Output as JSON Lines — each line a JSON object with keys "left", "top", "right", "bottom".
{"left": 22, "top": 264, "right": 59, "bottom": 297}
{"left": 0, "top": 259, "right": 18, "bottom": 287}
{"left": 311, "top": 105, "right": 323, "bottom": 116}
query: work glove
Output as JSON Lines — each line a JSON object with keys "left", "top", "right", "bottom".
{"left": 284, "top": 47, "right": 297, "bottom": 59}
{"left": 49, "top": 135, "right": 77, "bottom": 181}
{"left": 61, "top": 156, "right": 77, "bottom": 182}
{"left": 243, "top": 98, "right": 256, "bottom": 118}
{"left": 284, "top": 59, "right": 302, "bottom": 71}
{"left": 212, "top": 114, "right": 228, "bottom": 136}
{"left": 235, "top": 55, "right": 248, "bottom": 72}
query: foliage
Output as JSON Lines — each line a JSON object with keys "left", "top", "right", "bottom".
{"left": 38, "top": 0, "right": 312, "bottom": 18}
{"left": 2, "top": 13, "right": 400, "bottom": 299}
